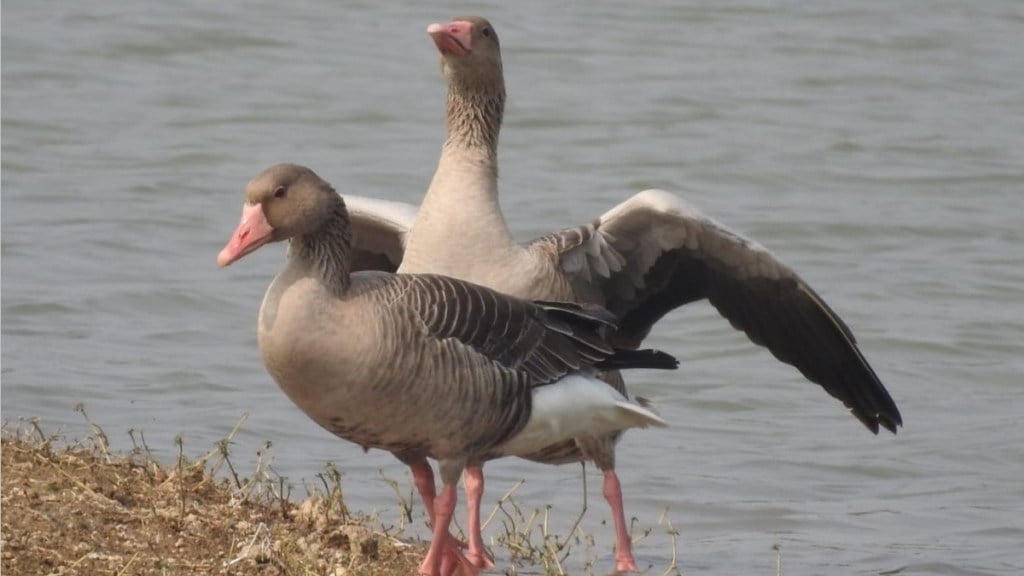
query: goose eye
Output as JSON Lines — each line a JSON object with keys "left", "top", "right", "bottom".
{"left": 273, "top": 186, "right": 287, "bottom": 198}
{"left": 482, "top": 27, "right": 492, "bottom": 38}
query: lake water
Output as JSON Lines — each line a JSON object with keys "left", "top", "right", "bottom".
{"left": 3, "top": 1, "right": 1023, "bottom": 574}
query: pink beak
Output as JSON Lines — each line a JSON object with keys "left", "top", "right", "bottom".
{"left": 217, "top": 202, "right": 274, "bottom": 267}
{"left": 427, "top": 20, "right": 472, "bottom": 57}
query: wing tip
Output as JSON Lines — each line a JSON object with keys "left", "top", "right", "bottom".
{"left": 881, "top": 413, "right": 903, "bottom": 435}
{"left": 856, "top": 407, "right": 903, "bottom": 435}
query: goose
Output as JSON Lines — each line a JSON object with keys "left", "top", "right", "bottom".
{"left": 216, "top": 163, "right": 676, "bottom": 576}
{"left": 339, "top": 16, "right": 903, "bottom": 572}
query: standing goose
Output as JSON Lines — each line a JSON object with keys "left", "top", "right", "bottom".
{"left": 342, "top": 16, "right": 903, "bottom": 572}
{"left": 216, "top": 163, "right": 674, "bottom": 576}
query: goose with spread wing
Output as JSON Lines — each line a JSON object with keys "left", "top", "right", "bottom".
{"left": 344, "top": 16, "right": 903, "bottom": 572}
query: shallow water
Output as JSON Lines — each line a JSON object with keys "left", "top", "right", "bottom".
{"left": 3, "top": 1, "right": 1023, "bottom": 573}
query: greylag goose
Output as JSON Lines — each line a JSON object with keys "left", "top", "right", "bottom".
{"left": 342, "top": 16, "right": 903, "bottom": 572}
{"left": 216, "top": 163, "right": 675, "bottom": 576}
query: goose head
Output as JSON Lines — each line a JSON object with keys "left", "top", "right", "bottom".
{"left": 428, "top": 16, "right": 503, "bottom": 94}
{"left": 217, "top": 163, "right": 337, "bottom": 267}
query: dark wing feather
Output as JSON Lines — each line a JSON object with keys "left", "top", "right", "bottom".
{"left": 399, "top": 274, "right": 611, "bottom": 385}
{"left": 397, "top": 274, "right": 676, "bottom": 386}
{"left": 530, "top": 189, "right": 902, "bottom": 434}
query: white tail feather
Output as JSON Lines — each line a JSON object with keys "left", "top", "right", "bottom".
{"left": 496, "top": 374, "right": 666, "bottom": 458}
{"left": 614, "top": 399, "right": 667, "bottom": 429}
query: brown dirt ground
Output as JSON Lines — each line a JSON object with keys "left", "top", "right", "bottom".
{"left": 0, "top": 430, "right": 424, "bottom": 576}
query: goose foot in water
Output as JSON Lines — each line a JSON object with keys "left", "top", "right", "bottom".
{"left": 603, "top": 470, "right": 638, "bottom": 572}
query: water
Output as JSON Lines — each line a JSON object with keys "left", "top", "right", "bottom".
{"left": 4, "top": 1, "right": 1023, "bottom": 573}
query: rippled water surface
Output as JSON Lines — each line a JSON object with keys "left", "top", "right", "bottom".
{"left": 4, "top": 1, "right": 1023, "bottom": 574}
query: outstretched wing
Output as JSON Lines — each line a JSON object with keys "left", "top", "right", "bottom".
{"left": 528, "top": 189, "right": 902, "bottom": 434}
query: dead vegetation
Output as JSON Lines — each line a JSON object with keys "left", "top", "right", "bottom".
{"left": 1, "top": 412, "right": 420, "bottom": 576}
{"left": 1, "top": 410, "right": 684, "bottom": 575}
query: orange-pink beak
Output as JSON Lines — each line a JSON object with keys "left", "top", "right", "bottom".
{"left": 427, "top": 20, "right": 472, "bottom": 57}
{"left": 217, "top": 202, "right": 274, "bottom": 267}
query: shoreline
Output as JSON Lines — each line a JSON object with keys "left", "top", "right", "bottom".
{"left": 0, "top": 418, "right": 424, "bottom": 576}
{"left": 2, "top": 415, "right": 684, "bottom": 575}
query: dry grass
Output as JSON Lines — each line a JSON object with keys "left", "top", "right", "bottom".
{"left": 1, "top": 413, "right": 420, "bottom": 576}
{"left": 1, "top": 410, "right": 687, "bottom": 576}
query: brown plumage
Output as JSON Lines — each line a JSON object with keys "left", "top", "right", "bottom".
{"left": 217, "top": 163, "right": 672, "bottom": 576}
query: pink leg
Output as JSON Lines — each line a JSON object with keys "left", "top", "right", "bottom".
{"left": 407, "top": 461, "right": 456, "bottom": 573}
{"left": 603, "top": 470, "right": 638, "bottom": 572}
{"left": 409, "top": 460, "right": 439, "bottom": 523}
{"left": 418, "top": 484, "right": 478, "bottom": 576}
{"left": 463, "top": 466, "right": 495, "bottom": 568}
{"left": 408, "top": 461, "right": 468, "bottom": 576}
